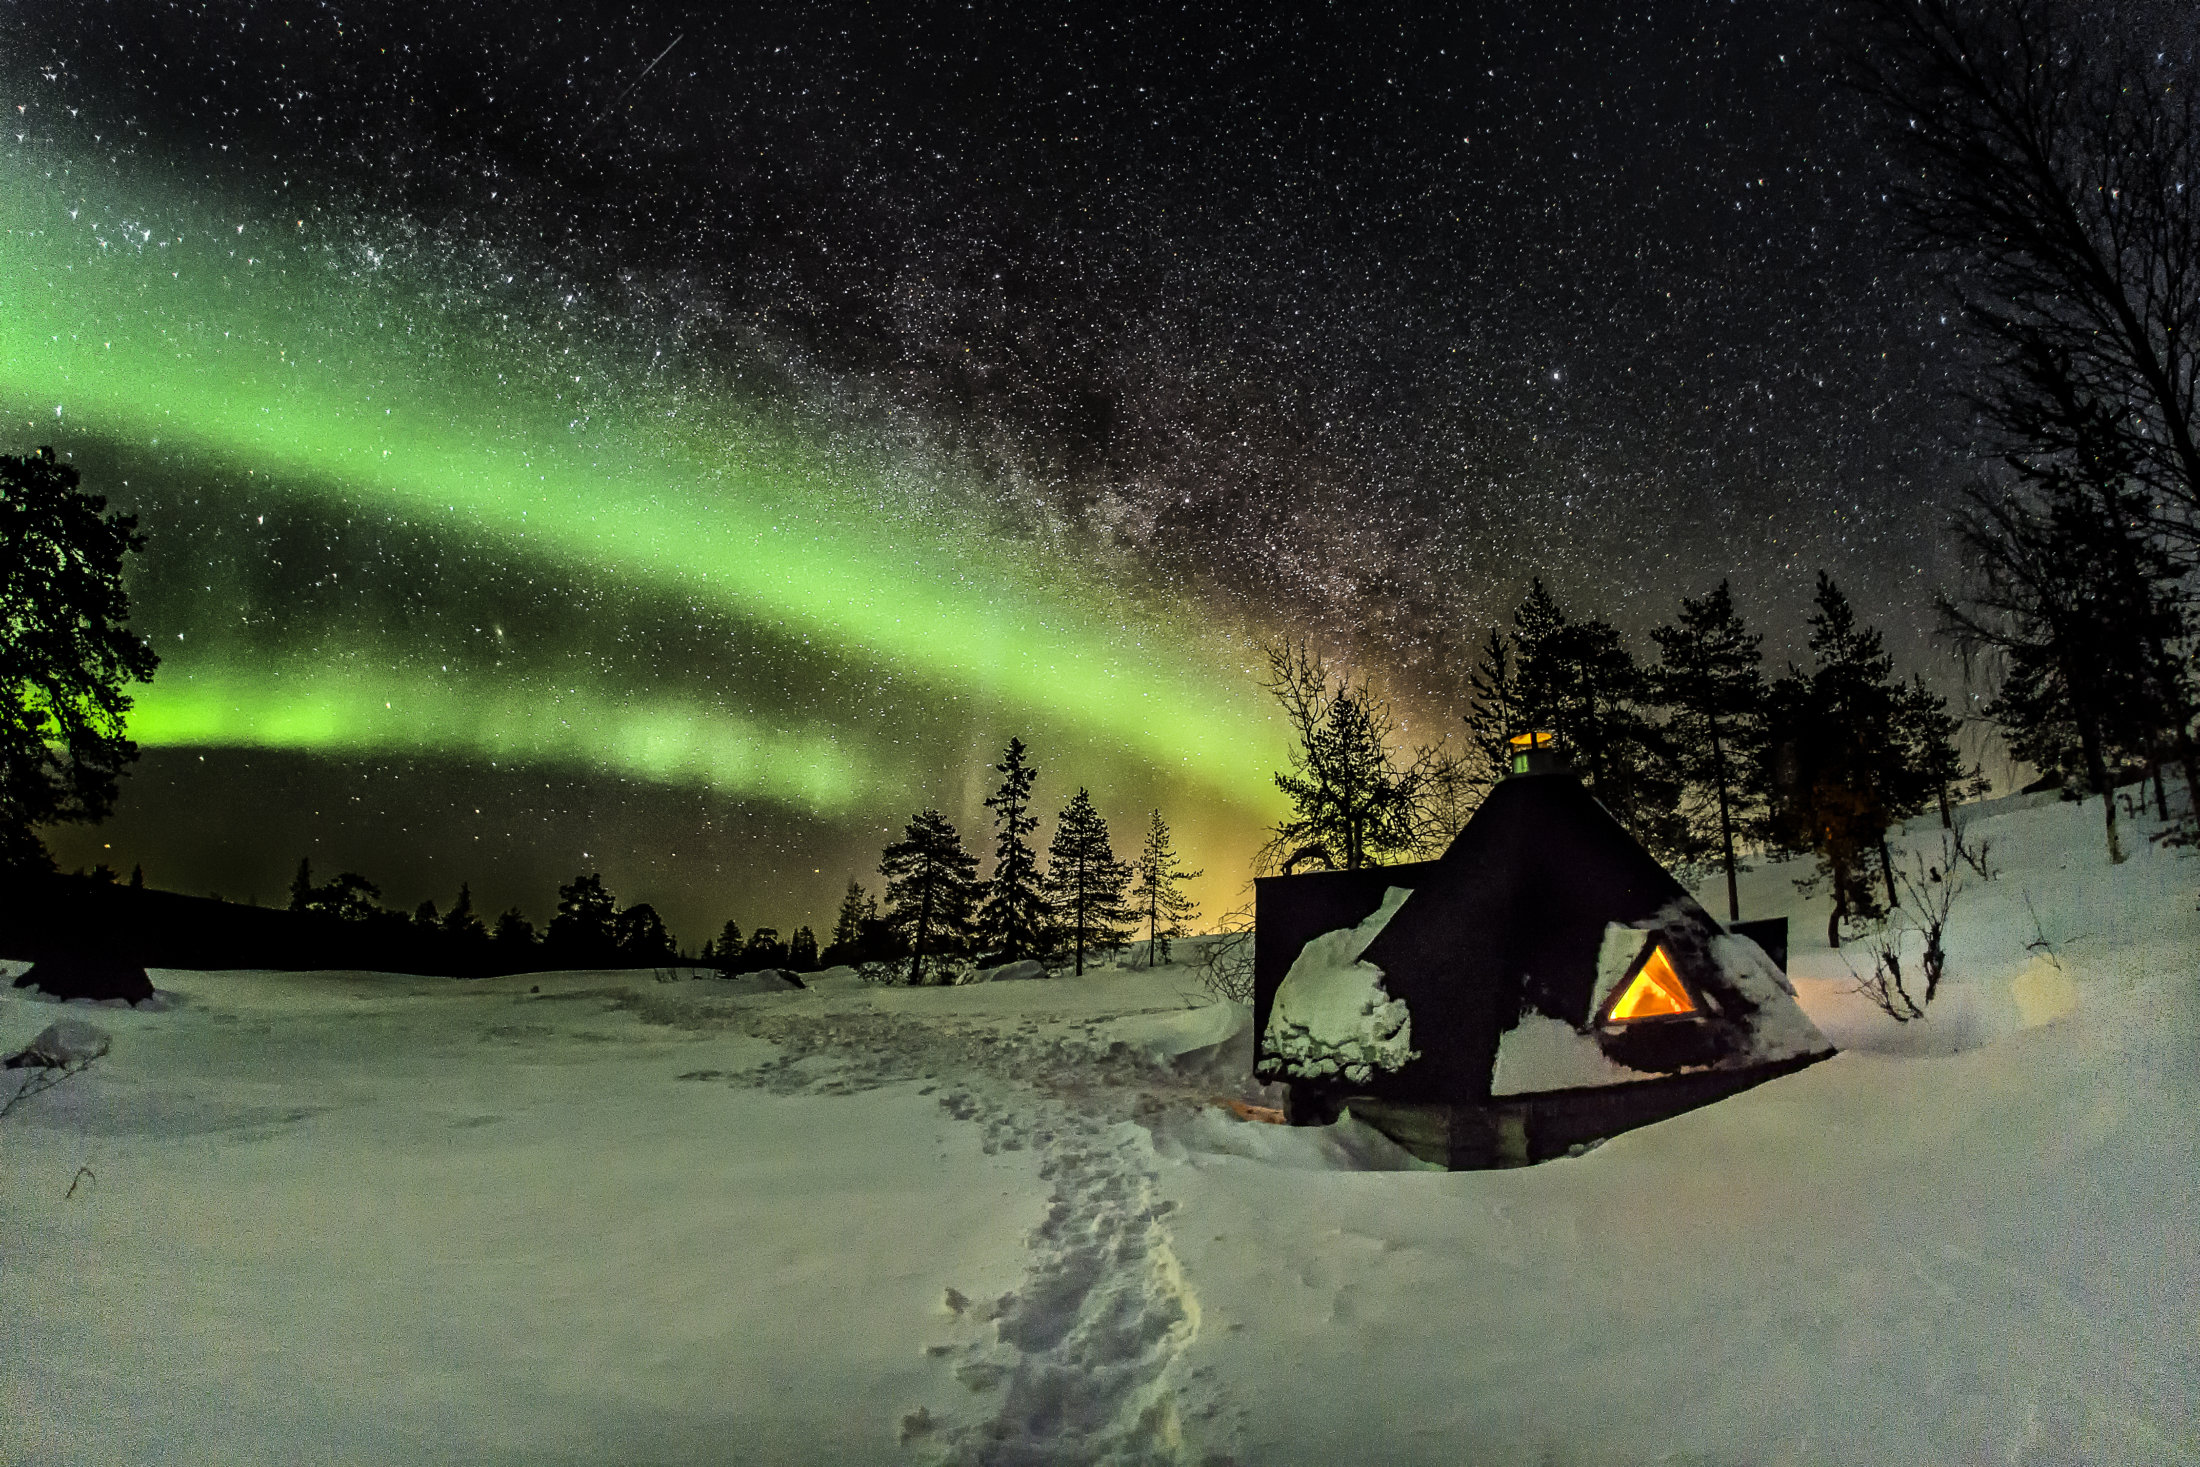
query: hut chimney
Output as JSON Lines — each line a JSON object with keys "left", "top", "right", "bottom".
{"left": 1507, "top": 730, "right": 1563, "bottom": 776}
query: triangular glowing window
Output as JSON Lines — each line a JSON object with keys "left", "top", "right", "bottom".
{"left": 1606, "top": 945, "right": 1695, "bottom": 1021}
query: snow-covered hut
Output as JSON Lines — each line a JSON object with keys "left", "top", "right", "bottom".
{"left": 1252, "top": 755, "right": 1834, "bottom": 1168}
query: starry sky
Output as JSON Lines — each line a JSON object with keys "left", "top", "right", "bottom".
{"left": 1, "top": 1, "right": 1981, "bottom": 943}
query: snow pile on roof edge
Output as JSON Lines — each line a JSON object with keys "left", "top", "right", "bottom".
{"left": 1259, "top": 886, "right": 1419, "bottom": 1086}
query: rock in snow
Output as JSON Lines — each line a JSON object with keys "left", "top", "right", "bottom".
{"left": 4, "top": 1018, "right": 113, "bottom": 1069}
{"left": 1260, "top": 886, "right": 1420, "bottom": 1085}
{"left": 974, "top": 959, "right": 1049, "bottom": 983}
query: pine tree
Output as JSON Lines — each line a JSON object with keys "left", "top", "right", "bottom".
{"left": 879, "top": 810, "right": 982, "bottom": 985}
{"left": 1651, "top": 581, "right": 1767, "bottom": 921}
{"left": 0, "top": 448, "right": 160, "bottom": 872}
{"left": 976, "top": 737, "right": 1050, "bottom": 960}
{"left": 1128, "top": 809, "right": 1201, "bottom": 966}
{"left": 1046, "top": 789, "right": 1134, "bottom": 975}
{"left": 1760, "top": 575, "right": 1951, "bottom": 944}
{"left": 1459, "top": 625, "right": 1523, "bottom": 800}
{"left": 740, "top": 926, "right": 787, "bottom": 970}
{"left": 615, "top": 903, "right": 674, "bottom": 964}
{"left": 288, "top": 857, "right": 315, "bottom": 913}
{"left": 1259, "top": 638, "right": 1470, "bottom": 869}
{"left": 787, "top": 926, "right": 819, "bottom": 971}
{"left": 545, "top": 872, "right": 618, "bottom": 964}
{"left": 413, "top": 898, "right": 441, "bottom": 929}
{"left": 1260, "top": 640, "right": 1421, "bottom": 873}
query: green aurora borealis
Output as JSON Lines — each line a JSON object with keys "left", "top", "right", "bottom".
{"left": 2, "top": 146, "right": 1291, "bottom": 934}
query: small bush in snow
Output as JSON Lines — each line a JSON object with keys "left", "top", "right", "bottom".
{"left": 1848, "top": 827, "right": 1993, "bottom": 1022}
{"left": 1195, "top": 904, "right": 1257, "bottom": 1006}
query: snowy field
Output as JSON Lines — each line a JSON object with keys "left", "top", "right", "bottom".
{"left": 4, "top": 790, "right": 2197, "bottom": 1466}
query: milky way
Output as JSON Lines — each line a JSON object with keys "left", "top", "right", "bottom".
{"left": 1, "top": 2, "right": 1977, "bottom": 940}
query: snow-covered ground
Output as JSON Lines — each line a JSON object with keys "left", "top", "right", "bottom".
{"left": 4, "top": 790, "right": 2197, "bottom": 1465}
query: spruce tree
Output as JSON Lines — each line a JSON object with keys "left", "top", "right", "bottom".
{"left": 879, "top": 810, "right": 982, "bottom": 985}
{"left": 443, "top": 882, "right": 486, "bottom": 944}
{"left": 822, "top": 880, "right": 885, "bottom": 967}
{"left": 1277, "top": 691, "right": 1413, "bottom": 871}
{"left": 287, "top": 857, "right": 315, "bottom": 913}
{"left": 1459, "top": 625, "right": 1523, "bottom": 800}
{"left": 1894, "top": 675, "right": 1972, "bottom": 829}
{"left": 976, "top": 737, "right": 1050, "bottom": 960}
{"left": 1651, "top": 581, "right": 1767, "bottom": 921}
{"left": 491, "top": 907, "right": 537, "bottom": 964}
{"left": 1128, "top": 809, "right": 1201, "bottom": 967}
{"left": 787, "top": 926, "right": 819, "bottom": 971}
{"left": 828, "top": 882, "right": 865, "bottom": 952}
{"left": 1510, "top": 581, "right": 1694, "bottom": 864}
{"left": 1046, "top": 789, "right": 1134, "bottom": 975}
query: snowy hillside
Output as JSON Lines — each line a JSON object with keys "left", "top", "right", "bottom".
{"left": 4, "top": 790, "right": 2196, "bottom": 1465}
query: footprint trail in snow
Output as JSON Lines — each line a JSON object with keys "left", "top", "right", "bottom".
{"left": 633, "top": 994, "right": 1242, "bottom": 1465}
{"left": 917, "top": 1090, "right": 1213, "bottom": 1467}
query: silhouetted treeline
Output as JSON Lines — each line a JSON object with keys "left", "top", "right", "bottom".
{"left": 775, "top": 739, "right": 1198, "bottom": 986}
{"left": 272, "top": 861, "right": 697, "bottom": 973}
{"left": 0, "top": 869, "right": 518, "bottom": 976}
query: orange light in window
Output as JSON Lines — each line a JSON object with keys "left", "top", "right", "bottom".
{"left": 1608, "top": 945, "right": 1695, "bottom": 1020}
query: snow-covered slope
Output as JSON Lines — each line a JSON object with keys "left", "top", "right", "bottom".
{"left": 3, "top": 790, "right": 2195, "bottom": 1464}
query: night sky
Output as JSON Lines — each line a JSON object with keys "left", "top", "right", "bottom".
{"left": 1, "top": 1, "right": 1979, "bottom": 943}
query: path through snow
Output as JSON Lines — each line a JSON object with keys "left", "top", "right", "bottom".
{"left": 627, "top": 985, "right": 1245, "bottom": 1466}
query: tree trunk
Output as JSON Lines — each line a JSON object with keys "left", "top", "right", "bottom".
{"left": 1938, "top": 782, "right": 1953, "bottom": 829}
{"left": 909, "top": 882, "right": 936, "bottom": 986}
{"left": 1878, "top": 837, "right": 1899, "bottom": 912}
{"left": 2172, "top": 721, "right": 2200, "bottom": 829}
{"left": 1827, "top": 883, "right": 1846, "bottom": 950}
{"left": 1711, "top": 720, "right": 1740, "bottom": 923}
{"left": 1073, "top": 883, "right": 1087, "bottom": 976}
{"left": 2132, "top": 564, "right": 2197, "bottom": 828}
{"left": 2075, "top": 711, "right": 2125, "bottom": 864}
{"left": 2152, "top": 759, "right": 2169, "bottom": 821}
{"left": 2157, "top": 704, "right": 2200, "bottom": 830}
